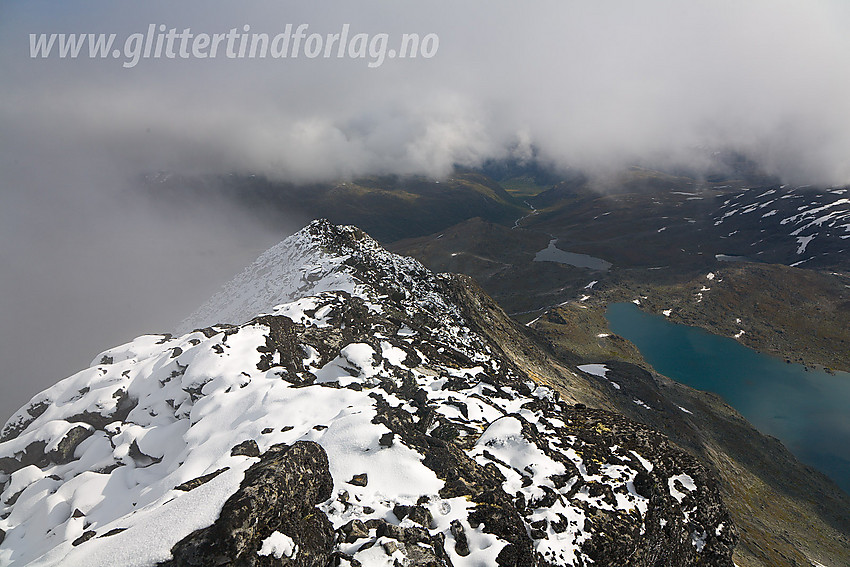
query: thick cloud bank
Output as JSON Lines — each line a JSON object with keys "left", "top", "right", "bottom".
{"left": 4, "top": 1, "right": 850, "bottom": 184}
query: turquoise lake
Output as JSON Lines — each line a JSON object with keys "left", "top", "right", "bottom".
{"left": 606, "top": 302, "right": 850, "bottom": 494}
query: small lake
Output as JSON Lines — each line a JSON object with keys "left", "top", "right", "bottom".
{"left": 534, "top": 239, "right": 612, "bottom": 271}
{"left": 715, "top": 254, "right": 750, "bottom": 263}
{"left": 606, "top": 302, "right": 850, "bottom": 493}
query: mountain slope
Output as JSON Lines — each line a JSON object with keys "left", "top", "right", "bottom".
{"left": 177, "top": 218, "right": 457, "bottom": 333}
{"left": 0, "top": 221, "right": 735, "bottom": 567}
{"left": 522, "top": 172, "right": 850, "bottom": 272}
{"left": 144, "top": 172, "right": 525, "bottom": 243}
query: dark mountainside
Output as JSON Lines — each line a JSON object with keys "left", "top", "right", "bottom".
{"left": 443, "top": 271, "right": 850, "bottom": 567}
{"left": 142, "top": 172, "right": 524, "bottom": 243}
{"left": 393, "top": 218, "right": 850, "bottom": 374}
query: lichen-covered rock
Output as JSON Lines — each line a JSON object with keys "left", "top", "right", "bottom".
{"left": 160, "top": 441, "right": 334, "bottom": 567}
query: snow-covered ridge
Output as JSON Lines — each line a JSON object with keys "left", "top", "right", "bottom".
{"left": 0, "top": 221, "right": 735, "bottom": 566}
{"left": 177, "top": 218, "right": 459, "bottom": 334}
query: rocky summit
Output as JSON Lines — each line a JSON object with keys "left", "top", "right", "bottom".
{"left": 0, "top": 220, "right": 736, "bottom": 566}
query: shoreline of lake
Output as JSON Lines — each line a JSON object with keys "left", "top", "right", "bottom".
{"left": 606, "top": 301, "right": 850, "bottom": 494}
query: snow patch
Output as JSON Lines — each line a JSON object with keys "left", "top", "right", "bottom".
{"left": 258, "top": 531, "right": 298, "bottom": 560}
{"left": 668, "top": 473, "right": 697, "bottom": 502}
{"left": 577, "top": 364, "right": 608, "bottom": 378}
{"left": 796, "top": 234, "right": 816, "bottom": 254}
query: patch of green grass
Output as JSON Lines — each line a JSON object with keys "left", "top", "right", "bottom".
{"left": 500, "top": 176, "right": 551, "bottom": 198}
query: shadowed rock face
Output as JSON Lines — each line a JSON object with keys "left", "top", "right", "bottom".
{"left": 160, "top": 441, "right": 334, "bottom": 567}
{"left": 0, "top": 221, "right": 736, "bottom": 567}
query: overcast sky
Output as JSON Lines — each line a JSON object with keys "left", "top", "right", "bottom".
{"left": 2, "top": 0, "right": 850, "bottom": 422}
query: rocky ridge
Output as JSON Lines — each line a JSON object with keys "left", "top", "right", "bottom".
{"left": 0, "top": 220, "right": 735, "bottom": 566}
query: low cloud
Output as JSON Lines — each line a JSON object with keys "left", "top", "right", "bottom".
{"left": 5, "top": 1, "right": 850, "bottom": 184}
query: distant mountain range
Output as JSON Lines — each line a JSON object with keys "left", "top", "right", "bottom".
{"left": 143, "top": 164, "right": 850, "bottom": 274}
{"left": 143, "top": 171, "right": 524, "bottom": 242}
